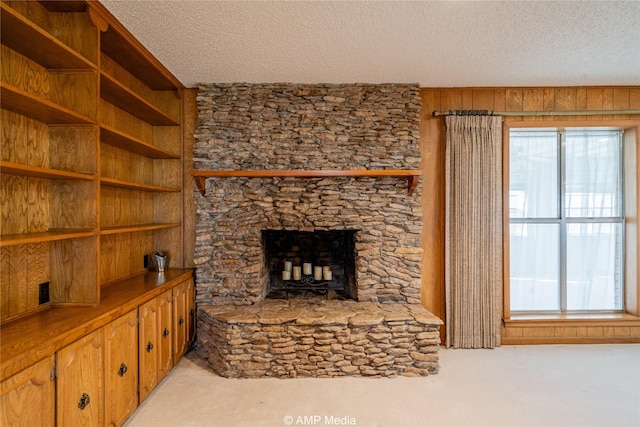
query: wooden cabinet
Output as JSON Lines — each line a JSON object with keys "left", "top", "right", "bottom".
{"left": 0, "top": 355, "right": 55, "bottom": 427}
{"left": 1, "top": 0, "right": 185, "bottom": 323}
{"left": 139, "top": 289, "right": 174, "bottom": 402}
{"left": 57, "top": 328, "right": 104, "bottom": 427}
{"left": 173, "top": 278, "right": 195, "bottom": 362}
{"left": 105, "top": 310, "right": 138, "bottom": 427}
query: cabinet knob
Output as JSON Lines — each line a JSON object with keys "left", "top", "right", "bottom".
{"left": 178, "top": 317, "right": 185, "bottom": 326}
{"left": 78, "top": 393, "right": 90, "bottom": 410}
{"left": 118, "top": 363, "right": 128, "bottom": 377}
{"left": 162, "top": 328, "right": 170, "bottom": 338}
{"left": 146, "top": 341, "right": 154, "bottom": 352}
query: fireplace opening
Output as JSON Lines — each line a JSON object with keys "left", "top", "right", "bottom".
{"left": 262, "top": 230, "right": 358, "bottom": 300}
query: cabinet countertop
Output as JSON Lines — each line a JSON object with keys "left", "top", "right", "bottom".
{"left": 1, "top": 268, "right": 194, "bottom": 381}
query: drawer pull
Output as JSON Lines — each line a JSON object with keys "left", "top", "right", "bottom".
{"left": 78, "top": 393, "right": 90, "bottom": 410}
{"left": 118, "top": 363, "right": 128, "bottom": 377}
{"left": 146, "top": 341, "right": 154, "bottom": 352}
{"left": 162, "top": 328, "right": 170, "bottom": 338}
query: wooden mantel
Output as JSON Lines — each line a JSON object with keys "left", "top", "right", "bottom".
{"left": 191, "top": 170, "right": 422, "bottom": 196}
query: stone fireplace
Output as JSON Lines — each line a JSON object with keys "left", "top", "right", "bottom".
{"left": 262, "top": 229, "right": 358, "bottom": 300}
{"left": 193, "top": 83, "right": 442, "bottom": 378}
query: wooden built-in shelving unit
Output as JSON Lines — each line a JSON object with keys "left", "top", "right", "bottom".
{"left": 192, "top": 169, "right": 422, "bottom": 196}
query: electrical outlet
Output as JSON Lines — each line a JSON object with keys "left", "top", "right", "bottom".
{"left": 39, "top": 282, "right": 50, "bottom": 305}
{"left": 144, "top": 254, "right": 149, "bottom": 269}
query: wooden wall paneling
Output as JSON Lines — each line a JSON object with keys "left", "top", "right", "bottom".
{"left": 419, "top": 89, "right": 445, "bottom": 339}
{"left": 128, "top": 231, "right": 149, "bottom": 276}
{"left": 586, "top": 87, "right": 614, "bottom": 120}
{"left": 49, "top": 180, "right": 96, "bottom": 229}
{"left": 613, "top": 88, "right": 631, "bottom": 119}
{"left": 115, "top": 233, "right": 132, "bottom": 279}
{"left": 100, "top": 234, "right": 117, "bottom": 285}
{"left": 1, "top": 175, "right": 28, "bottom": 234}
{"left": 27, "top": 177, "right": 49, "bottom": 232}
{"left": 554, "top": 87, "right": 577, "bottom": 120}
{"left": 505, "top": 89, "right": 523, "bottom": 113}
{"left": 8, "top": 245, "right": 27, "bottom": 316}
{"left": 471, "top": 89, "right": 495, "bottom": 111}
{"left": 1, "top": 246, "right": 10, "bottom": 320}
{"left": 522, "top": 88, "right": 544, "bottom": 122}
{"left": 49, "top": 125, "right": 97, "bottom": 174}
{"left": 49, "top": 71, "right": 97, "bottom": 120}
{"left": 154, "top": 227, "right": 182, "bottom": 269}
{"left": 50, "top": 236, "right": 98, "bottom": 304}
{"left": 100, "top": 186, "right": 116, "bottom": 228}
{"left": 153, "top": 126, "right": 181, "bottom": 154}
{"left": 27, "top": 242, "right": 49, "bottom": 310}
{"left": 27, "top": 117, "right": 49, "bottom": 169}
{"left": 182, "top": 88, "right": 197, "bottom": 268}
{"left": 48, "top": 9, "right": 98, "bottom": 65}
{"left": 1, "top": 110, "right": 28, "bottom": 164}
{"left": 0, "top": 45, "right": 50, "bottom": 99}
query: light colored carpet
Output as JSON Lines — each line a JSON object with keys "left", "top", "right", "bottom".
{"left": 124, "top": 344, "right": 640, "bottom": 427}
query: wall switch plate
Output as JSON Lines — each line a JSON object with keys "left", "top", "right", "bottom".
{"left": 144, "top": 254, "right": 149, "bottom": 269}
{"left": 39, "top": 282, "right": 50, "bottom": 305}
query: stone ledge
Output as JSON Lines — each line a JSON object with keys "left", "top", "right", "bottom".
{"left": 197, "top": 300, "right": 443, "bottom": 378}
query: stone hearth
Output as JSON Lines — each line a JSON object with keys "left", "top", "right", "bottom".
{"left": 197, "top": 300, "right": 442, "bottom": 378}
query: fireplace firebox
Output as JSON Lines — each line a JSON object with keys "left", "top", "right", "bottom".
{"left": 262, "top": 230, "right": 358, "bottom": 300}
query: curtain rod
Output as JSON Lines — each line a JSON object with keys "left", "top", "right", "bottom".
{"left": 432, "top": 109, "right": 640, "bottom": 117}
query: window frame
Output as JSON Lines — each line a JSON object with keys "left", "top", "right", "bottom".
{"left": 502, "top": 120, "right": 640, "bottom": 320}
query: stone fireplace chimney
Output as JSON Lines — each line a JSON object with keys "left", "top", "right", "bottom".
{"left": 194, "top": 83, "right": 422, "bottom": 306}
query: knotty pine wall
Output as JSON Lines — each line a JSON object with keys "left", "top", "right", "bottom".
{"left": 419, "top": 86, "right": 640, "bottom": 344}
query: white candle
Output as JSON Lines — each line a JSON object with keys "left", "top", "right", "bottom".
{"left": 323, "top": 266, "right": 331, "bottom": 274}
{"left": 292, "top": 266, "right": 302, "bottom": 280}
{"left": 323, "top": 269, "right": 332, "bottom": 281}
{"left": 282, "top": 270, "right": 291, "bottom": 280}
{"left": 284, "top": 261, "right": 292, "bottom": 272}
{"left": 313, "top": 266, "right": 323, "bottom": 280}
{"left": 303, "top": 263, "right": 312, "bottom": 275}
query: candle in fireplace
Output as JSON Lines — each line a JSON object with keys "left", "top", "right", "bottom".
{"left": 282, "top": 270, "right": 291, "bottom": 280}
{"left": 292, "top": 266, "right": 302, "bottom": 280}
{"left": 313, "top": 266, "right": 323, "bottom": 280}
{"left": 323, "top": 266, "right": 332, "bottom": 281}
{"left": 303, "top": 263, "right": 312, "bottom": 275}
{"left": 284, "top": 261, "right": 292, "bottom": 272}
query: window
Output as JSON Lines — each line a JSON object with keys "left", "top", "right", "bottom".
{"left": 509, "top": 130, "right": 624, "bottom": 312}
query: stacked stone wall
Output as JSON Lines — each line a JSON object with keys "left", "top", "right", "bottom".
{"left": 194, "top": 83, "right": 423, "bottom": 305}
{"left": 196, "top": 300, "right": 442, "bottom": 378}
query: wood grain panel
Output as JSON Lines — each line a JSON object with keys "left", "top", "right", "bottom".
{"left": 0, "top": 355, "right": 55, "bottom": 427}
{"left": 522, "top": 89, "right": 544, "bottom": 122}
{"left": 49, "top": 71, "right": 97, "bottom": 120}
{"left": 27, "top": 117, "right": 49, "bottom": 168}
{"left": 50, "top": 180, "right": 96, "bottom": 229}
{"left": 49, "top": 10, "right": 98, "bottom": 64}
{"left": 8, "top": 245, "right": 27, "bottom": 315}
{"left": 27, "top": 242, "right": 49, "bottom": 310}
{"left": 1, "top": 109, "right": 28, "bottom": 164}
{"left": 56, "top": 329, "right": 104, "bottom": 427}
{"left": 115, "top": 233, "right": 132, "bottom": 280}
{"left": 471, "top": 89, "right": 494, "bottom": 110}
{"left": 100, "top": 234, "right": 117, "bottom": 285}
{"left": 50, "top": 237, "right": 97, "bottom": 304}
{"left": 1, "top": 175, "right": 28, "bottom": 235}
{"left": 27, "top": 177, "right": 49, "bottom": 233}
{"left": 49, "top": 125, "right": 97, "bottom": 174}
{"left": 153, "top": 126, "right": 181, "bottom": 155}
{"left": 1, "top": 247, "right": 10, "bottom": 320}
{"left": 182, "top": 88, "right": 197, "bottom": 267}
{"left": 505, "top": 89, "right": 523, "bottom": 112}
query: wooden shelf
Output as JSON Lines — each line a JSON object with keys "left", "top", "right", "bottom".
{"left": 1, "top": 161, "right": 97, "bottom": 181}
{"left": 100, "top": 223, "right": 181, "bottom": 235}
{"left": 1, "top": 3, "right": 96, "bottom": 70}
{"left": 100, "top": 71, "right": 179, "bottom": 126}
{"left": 1, "top": 82, "right": 95, "bottom": 125}
{"left": 0, "top": 229, "right": 97, "bottom": 247}
{"left": 100, "top": 24, "right": 182, "bottom": 92}
{"left": 192, "top": 169, "right": 422, "bottom": 196}
{"left": 100, "top": 125, "right": 180, "bottom": 159}
{"left": 100, "top": 177, "right": 180, "bottom": 192}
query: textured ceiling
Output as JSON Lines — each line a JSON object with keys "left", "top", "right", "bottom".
{"left": 100, "top": 0, "right": 640, "bottom": 88}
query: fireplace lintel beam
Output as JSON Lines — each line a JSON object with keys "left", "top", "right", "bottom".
{"left": 191, "top": 170, "right": 422, "bottom": 196}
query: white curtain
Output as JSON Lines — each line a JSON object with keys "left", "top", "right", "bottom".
{"left": 445, "top": 115, "right": 502, "bottom": 349}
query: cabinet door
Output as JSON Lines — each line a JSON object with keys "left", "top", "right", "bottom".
{"left": 57, "top": 328, "right": 104, "bottom": 427}
{"left": 157, "top": 290, "right": 173, "bottom": 382}
{"left": 0, "top": 356, "right": 55, "bottom": 427}
{"left": 138, "top": 298, "right": 159, "bottom": 402}
{"left": 172, "top": 280, "right": 191, "bottom": 362}
{"left": 105, "top": 310, "right": 138, "bottom": 427}
{"left": 187, "top": 278, "right": 195, "bottom": 344}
